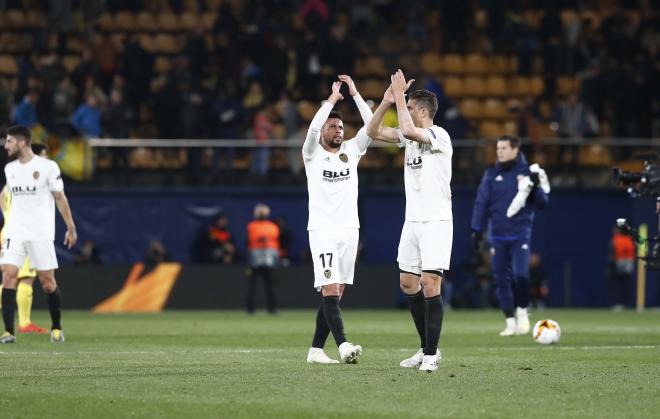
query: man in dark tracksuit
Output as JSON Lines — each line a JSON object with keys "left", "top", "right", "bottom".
{"left": 471, "top": 136, "right": 549, "bottom": 336}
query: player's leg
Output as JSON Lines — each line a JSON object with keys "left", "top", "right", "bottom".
{"left": 492, "top": 240, "right": 517, "bottom": 335}
{"left": 1, "top": 239, "right": 28, "bottom": 342}
{"left": 397, "top": 221, "right": 426, "bottom": 367}
{"left": 245, "top": 268, "right": 258, "bottom": 314}
{"left": 307, "top": 230, "right": 341, "bottom": 364}
{"left": 262, "top": 267, "right": 277, "bottom": 314}
{"left": 512, "top": 239, "right": 532, "bottom": 334}
{"left": 417, "top": 220, "right": 452, "bottom": 372}
{"left": 29, "top": 240, "right": 63, "bottom": 343}
{"left": 1, "top": 264, "right": 20, "bottom": 342}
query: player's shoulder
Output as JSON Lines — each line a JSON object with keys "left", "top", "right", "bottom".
{"left": 429, "top": 125, "right": 451, "bottom": 141}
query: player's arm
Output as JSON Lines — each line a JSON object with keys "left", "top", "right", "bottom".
{"left": 366, "top": 85, "right": 404, "bottom": 144}
{"left": 338, "top": 75, "right": 372, "bottom": 124}
{"left": 0, "top": 185, "right": 6, "bottom": 213}
{"left": 53, "top": 191, "right": 77, "bottom": 249}
{"left": 302, "top": 81, "right": 344, "bottom": 159}
{"left": 391, "top": 70, "right": 431, "bottom": 145}
{"left": 471, "top": 170, "right": 492, "bottom": 232}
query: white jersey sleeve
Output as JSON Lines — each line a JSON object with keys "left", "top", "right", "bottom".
{"left": 47, "top": 160, "right": 64, "bottom": 192}
{"left": 302, "top": 101, "right": 334, "bottom": 160}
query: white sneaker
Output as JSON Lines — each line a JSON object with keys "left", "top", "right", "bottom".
{"left": 418, "top": 354, "right": 439, "bottom": 372}
{"left": 338, "top": 342, "right": 362, "bottom": 364}
{"left": 400, "top": 348, "right": 442, "bottom": 368}
{"left": 515, "top": 307, "right": 530, "bottom": 335}
{"left": 499, "top": 317, "right": 517, "bottom": 336}
{"left": 307, "top": 347, "right": 339, "bottom": 364}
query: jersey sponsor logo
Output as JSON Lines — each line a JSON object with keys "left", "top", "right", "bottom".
{"left": 339, "top": 153, "right": 348, "bottom": 163}
{"left": 406, "top": 156, "right": 423, "bottom": 170}
{"left": 324, "top": 269, "right": 332, "bottom": 279}
{"left": 322, "top": 168, "right": 350, "bottom": 182}
{"left": 33, "top": 171, "right": 40, "bottom": 180}
{"left": 495, "top": 175, "right": 503, "bottom": 181}
{"left": 10, "top": 185, "right": 37, "bottom": 195}
{"left": 427, "top": 128, "right": 437, "bottom": 139}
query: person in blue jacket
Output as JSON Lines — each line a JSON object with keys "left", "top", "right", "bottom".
{"left": 471, "top": 135, "right": 550, "bottom": 336}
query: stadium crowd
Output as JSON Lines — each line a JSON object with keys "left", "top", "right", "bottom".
{"left": 0, "top": 0, "right": 658, "bottom": 182}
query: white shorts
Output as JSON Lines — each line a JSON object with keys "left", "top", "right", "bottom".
{"left": 0, "top": 239, "right": 59, "bottom": 271}
{"left": 397, "top": 220, "right": 452, "bottom": 275}
{"left": 309, "top": 229, "right": 359, "bottom": 290}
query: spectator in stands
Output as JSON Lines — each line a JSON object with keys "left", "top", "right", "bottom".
{"left": 102, "top": 89, "right": 130, "bottom": 170}
{"left": 183, "top": 27, "right": 208, "bottom": 81}
{"left": 211, "top": 82, "right": 243, "bottom": 178}
{"left": 607, "top": 225, "right": 635, "bottom": 311}
{"left": 250, "top": 102, "right": 274, "bottom": 177}
{"left": 71, "top": 48, "right": 100, "bottom": 104}
{"left": 120, "top": 35, "right": 154, "bottom": 113}
{"left": 274, "top": 216, "right": 293, "bottom": 267}
{"left": 0, "top": 79, "right": 12, "bottom": 132}
{"left": 51, "top": 77, "right": 76, "bottom": 135}
{"left": 246, "top": 203, "right": 280, "bottom": 314}
{"left": 13, "top": 90, "right": 39, "bottom": 127}
{"left": 93, "top": 32, "right": 119, "bottom": 92}
{"left": 207, "top": 214, "right": 236, "bottom": 265}
{"left": 280, "top": 90, "right": 302, "bottom": 175}
{"left": 71, "top": 95, "right": 102, "bottom": 138}
{"left": 553, "top": 93, "right": 598, "bottom": 166}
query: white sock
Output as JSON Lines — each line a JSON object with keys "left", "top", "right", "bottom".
{"left": 516, "top": 307, "right": 528, "bottom": 317}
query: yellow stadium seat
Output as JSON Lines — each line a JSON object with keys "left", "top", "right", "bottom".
{"left": 459, "top": 99, "right": 483, "bottom": 119}
{"left": 483, "top": 99, "right": 507, "bottom": 119}
{"left": 479, "top": 121, "right": 504, "bottom": 139}
{"left": 489, "top": 55, "right": 510, "bottom": 74}
{"left": 420, "top": 52, "right": 443, "bottom": 75}
{"left": 139, "top": 34, "right": 155, "bottom": 53}
{"left": 442, "top": 54, "right": 464, "bottom": 74}
{"left": 154, "top": 34, "right": 180, "bottom": 54}
{"left": 509, "top": 76, "right": 531, "bottom": 96}
{"left": 557, "top": 77, "right": 580, "bottom": 96}
{"left": 530, "top": 76, "right": 544, "bottom": 96}
{"left": 0, "top": 55, "right": 18, "bottom": 76}
{"left": 361, "top": 79, "right": 387, "bottom": 100}
{"left": 503, "top": 120, "right": 518, "bottom": 136}
{"left": 155, "top": 56, "right": 172, "bottom": 74}
{"left": 485, "top": 76, "right": 508, "bottom": 97}
{"left": 442, "top": 77, "right": 464, "bottom": 97}
{"left": 115, "top": 11, "right": 136, "bottom": 32}
{"left": 181, "top": 12, "right": 200, "bottom": 31}
{"left": 201, "top": 12, "right": 217, "bottom": 30}
{"left": 297, "top": 101, "right": 317, "bottom": 122}
{"left": 157, "top": 12, "right": 181, "bottom": 32}
{"left": 136, "top": 11, "right": 158, "bottom": 32}
{"left": 464, "top": 76, "right": 486, "bottom": 97}
{"left": 62, "top": 55, "right": 81, "bottom": 73}
{"left": 579, "top": 144, "right": 612, "bottom": 167}
{"left": 465, "top": 54, "right": 487, "bottom": 75}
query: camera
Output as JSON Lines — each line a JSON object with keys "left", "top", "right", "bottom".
{"left": 612, "top": 154, "right": 660, "bottom": 197}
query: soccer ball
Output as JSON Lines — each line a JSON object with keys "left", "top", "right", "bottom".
{"left": 532, "top": 319, "right": 561, "bottom": 345}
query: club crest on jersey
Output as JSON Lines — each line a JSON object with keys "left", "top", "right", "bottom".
{"left": 339, "top": 153, "right": 348, "bottom": 163}
{"left": 324, "top": 269, "right": 332, "bottom": 279}
{"left": 33, "top": 171, "right": 40, "bottom": 180}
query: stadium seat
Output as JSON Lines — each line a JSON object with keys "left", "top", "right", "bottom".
{"left": 62, "top": 55, "right": 81, "bottom": 73}
{"left": 465, "top": 54, "right": 487, "bottom": 75}
{"left": 398, "top": 55, "right": 421, "bottom": 75}
{"left": 25, "top": 11, "right": 46, "bottom": 29}
{"left": 483, "top": 99, "right": 507, "bottom": 119}
{"left": 459, "top": 99, "right": 483, "bottom": 119}
{"left": 464, "top": 76, "right": 486, "bottom": 97}
{"left": 115, "top": 11, "right": 137, "bottom": 32}
{"left": 157, "top": 13, "right": 181, "bottom": 32}
{"left": 5, "top": 10, "right": 26, "bottom": 29}
{"left": 502, "top": 120, "right": 518, "bottom": 136}
{"left": 0, "top": 55, "right": 18, "bottom": 76}
{"left": 489, "top": 55, "right": 511, "bottom": 74}
{"left": 201, "top": 12, "right": 217, "bottom": 30}
{"left": 297, "top": 101, "right": 317, "bottom": 122}
{"left": 139, "top": 34, "right": 156, "bottom": 53}
{"left": 420, "top": 52, "right": 443, "bottom": 75}
{"left": 136, "top": 11, "right": 158, "bottom": 32}
{"left": 442, "top": 77, "right": 464, "bottom": 97}
{"left": 355, "top": 56, "right": 389, "bottom": 78}
{"left": 485, "top": 76, "right": 507, "bottom": 97}
{"left": 97, "top": 13, "right": 115, "bottom": 31}
{"left": 509, "top": 76, "right": 531, "bottom": 96}
{"left": 154, "top": 34, "right": 180, "bottom": 54}
{"left": 579, "top": 144, "right": 612, "bottom": 166}
{"left": 557, "top": 77, "right": 579, "bottom": 96}
{"left": 361, "top": 78, "right": 386, "bottom": 100}
{"left": 442, "top": 54, "right": 464, "bottom": 74}
{"left": 479, "top": 121, "right": 504, "bottom": 139}
{"left": 155, "top": 56, "right": 172, "bottom": 74}
{"left": 181, "top": 12, "right": 200, "bottom": 31}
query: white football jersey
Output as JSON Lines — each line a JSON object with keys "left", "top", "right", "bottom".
{"left": 398, "top": 125, "right": 453, "bottom": 221}
{"left": 3, "top": 155, "right": 64, "bottom": 241}
{"left": 304, "top": 128, "right": 371, "bottom": 230}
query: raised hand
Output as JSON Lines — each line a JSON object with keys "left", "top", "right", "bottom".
{"left": 338, "top": 74, "right": 357, "bottom": 96}
{"left": 390, "top": 70, "right": 415, "bottom": 96}
{"left": 328, "top": 81, "right": 344, "bottom": 104}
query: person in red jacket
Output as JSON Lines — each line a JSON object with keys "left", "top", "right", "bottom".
{"left": 246, "top": 203, "right": 280, "bottom": 314}
{"left": 608, "top": 225, "right": 636, "bottom": 310}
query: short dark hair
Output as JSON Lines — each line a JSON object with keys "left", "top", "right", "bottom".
{"left": 328, "top": 110, "right": 343, "bottom": 121}
{"left": 408, "top": 89, "right": 438, "bottom": 119}
{"left": 498, "top": 135, "right": 521, "bottom": 148}
{"left": 5, "top": 125, "right": 32, "bottom": 144}
{"left": 31, "top": 143, "right": 47, "bottom": 155}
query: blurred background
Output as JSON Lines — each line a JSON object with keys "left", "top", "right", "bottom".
{"left": 0, "top": 0, "right": 658, "bottom": 310}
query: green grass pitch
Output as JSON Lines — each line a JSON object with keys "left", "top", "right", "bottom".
{"left": 0, "top": 309, "right": 658, "bottom": 418}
